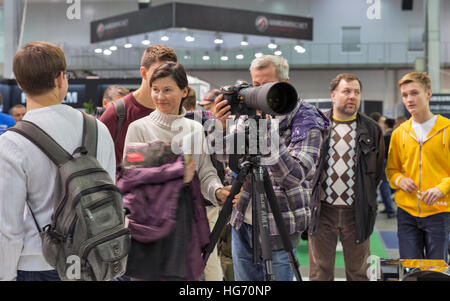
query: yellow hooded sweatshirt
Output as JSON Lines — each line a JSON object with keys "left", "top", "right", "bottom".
{"left": 386, "top": 115, "right": 450, "bottom": 217}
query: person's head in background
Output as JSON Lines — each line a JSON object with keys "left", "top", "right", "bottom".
{"left": 182, "top": 88, "right": 197, "bottom": 112}
{"left": 394, "top": 116, "right": 407, "bottom": 129}
{"left": 369, "top": 112, "right": 381, "bottom": 122}
{"left": 140, "top": 44, "right": 178, "bottom": 89}
{"left": 199, "top": 89, "right": 219, "bottom": 113}
{"left": 9, "top": 104, "right": 27, "bottom": 122}
{"left": 134, "top": 44, "right": 178, "bottom": 108}
{"left": 384, "top": 118, "right": 395, "bottom": 132}
{"left": 102, "top": 85, "right": 129, "bottom": 108}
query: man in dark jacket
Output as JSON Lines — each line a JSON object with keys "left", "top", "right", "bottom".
{"left": 308, "top": 73, "right": 384, "bottom": 281}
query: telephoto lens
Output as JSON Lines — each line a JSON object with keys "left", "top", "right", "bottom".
{"left": 238, "top": 82, "right": 298, "bottom": 116}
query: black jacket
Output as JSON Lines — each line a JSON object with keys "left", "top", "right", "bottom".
{"left": 309, "top": 111, "right": 385, "bottom": 243}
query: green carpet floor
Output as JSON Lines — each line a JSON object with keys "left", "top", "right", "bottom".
{"left": 296, "top": 230, "right": 388, "bottom": 267}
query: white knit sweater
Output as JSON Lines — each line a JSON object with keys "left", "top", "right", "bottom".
{"left": 124, "top": 108, "right": 223, "bottom": 206}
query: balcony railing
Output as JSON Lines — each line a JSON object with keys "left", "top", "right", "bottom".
{"left": 60, "top": 41, "right": 449, "bottom": 75}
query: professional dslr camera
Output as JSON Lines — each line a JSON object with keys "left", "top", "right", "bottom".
{"left": 216, "top": 80, "right": 298, "bottom": 117}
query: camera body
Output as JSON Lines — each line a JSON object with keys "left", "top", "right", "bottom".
{"left": 219, "top": 81, "right": 256, "bottom": 117}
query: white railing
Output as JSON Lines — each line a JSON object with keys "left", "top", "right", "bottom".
{"left": 62, "top": 41, "right": 450, "bottom": 75}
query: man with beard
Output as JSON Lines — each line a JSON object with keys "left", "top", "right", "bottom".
{"left": 308, "top": 73, "right": 384, "bottom": 281}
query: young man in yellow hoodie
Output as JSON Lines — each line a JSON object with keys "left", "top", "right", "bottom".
{"left": 387, "top": 72, "right": 450, "bottom": 262}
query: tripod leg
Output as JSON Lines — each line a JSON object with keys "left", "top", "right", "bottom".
{"left": 252, "top": 167, "right": 275, "bottom": 281}
{"left": 262, "top": 168, "right": 303, "bottom": 281}
{"left": 202, "top": 165, "right": 250, "bottom": 265}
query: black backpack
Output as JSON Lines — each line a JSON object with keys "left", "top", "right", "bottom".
{"left": 10, "top": 113, "right": 131, "bottom": 281}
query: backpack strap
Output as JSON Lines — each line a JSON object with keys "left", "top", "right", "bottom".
{"left": 8, "top": 120, "right": 74, "bottom": 234}
{"left": 82, "top": 112, "right": 98, "bottom": 157}
{"left": 8, "top": 120, "right": 72, "bottom": 166}
{"left": 112, "top": 98, "right": 126, "bottom": 145}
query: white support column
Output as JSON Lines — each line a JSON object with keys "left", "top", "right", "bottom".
{"left": 427, "top": 0, "right": 441, "bottom": 93}
{"left": 3, "top": 0, "right": 22, "bottom": 79}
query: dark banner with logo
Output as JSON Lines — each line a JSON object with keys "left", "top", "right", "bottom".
{"left": 91, "top": 3, "right": 313, "bottom": 43}
{"left": 91, "top": 3, "right": 174, "bottom": 43}
{"left": 174, "top": 3, "right": 313, "bottom": 40}
{"left": 429, "top": 94, "right": 450, "bottom": 118}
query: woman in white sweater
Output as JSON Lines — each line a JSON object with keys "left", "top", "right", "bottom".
{"left": 124, "top": 62, "right": 230, "bottom": 206}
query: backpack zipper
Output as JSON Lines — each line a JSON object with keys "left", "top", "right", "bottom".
{"left": 72, "top": 184, "right": 121, "bottom": 208}
{"left": 53, "top": 168, "right": 106, "bottom": 223}
{"left": 86, "top": 195, "right": 116, "bottom": 211}
{"left": 67, "top": 194, "right": 121, "bottom": 246}
{"left": 79, "top": 226, "right": 130, "bottom": 262}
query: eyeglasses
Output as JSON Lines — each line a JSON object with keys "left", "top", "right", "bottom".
{"left": 55, "top": 71, "right": 74, "bottom": 80}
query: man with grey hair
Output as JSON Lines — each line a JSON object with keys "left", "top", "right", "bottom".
{"left": 213, "top": 55, "right": 330, "bottom": 281}
{"left": 9, "top": 104, "right": 27, "bottom": 122}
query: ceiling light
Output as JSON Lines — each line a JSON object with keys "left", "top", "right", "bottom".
{"left": 185, "top": 35, "right": 195, "bottom": 42}
{"left": 236, "top": 54, "right": 244, "bottom": 60}
{"left": 142, "top": 34, "right": 151, "bottom": 45}
{"left": 220, "top": 55, "right": 229, "bottom": 61}
{"left": 255, "top": 52, "right": 263, "bottom": 58}
{"left": 161, "top": 35, "right": 169, "bottom": 41}
{"left": 124, "top": 43, "right": 133, "bottom": 48}
{"left": 103, "top": 49, "right": 112, "bottom": 56}
{"left": 295, "top": 43, "right": 306, "bottom": 53}
{"left": 184, "top": 51, "right": 191, "bottom": 60}
{"left": 94, "top": 48, "right": 103, "bottom": 54}
{"left": 274, "top": 50, "right": 282, "bottom": 56}
{"left": 241, "top": 36, "right": 249, "bottom": 46}
{"left": 109, "top": 45, "right": 118, "bottom": 51}
{"left": 268, "top": 39, "right": 277, "bottom": 49}
{"left": 202, "top": 52, "right": 210, "bottom": 61}
{"left": 214, "top": 32, "right": 223, "bottom": 44}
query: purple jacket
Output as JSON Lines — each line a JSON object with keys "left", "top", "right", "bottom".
{"left": 117, "top": 156, "right": 210, "bottom": 280}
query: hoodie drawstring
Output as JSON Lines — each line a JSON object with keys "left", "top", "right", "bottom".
{"left": 403, "top": 130, "right": 405, "bottom": 147}
{"left": 444, "top": 128, "right": 446, "bottom": 147}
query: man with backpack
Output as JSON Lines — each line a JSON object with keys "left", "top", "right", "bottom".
{"left": 100, "top": 44, "right": 178, "bottom": 168}
{"left": 0, "top": 41, "right": 117, "bottom": 281}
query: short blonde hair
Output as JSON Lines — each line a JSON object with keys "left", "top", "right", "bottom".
{"left": 397, "top": 72, "right": 431, "bottom": 91}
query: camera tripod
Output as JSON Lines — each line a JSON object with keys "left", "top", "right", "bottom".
{"left": 202, "top": 139, "right": 303, "bottom": 281}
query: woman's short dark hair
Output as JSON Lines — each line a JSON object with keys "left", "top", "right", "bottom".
{"left": 150, "top": 62, "right": 188, "bottom": 90}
